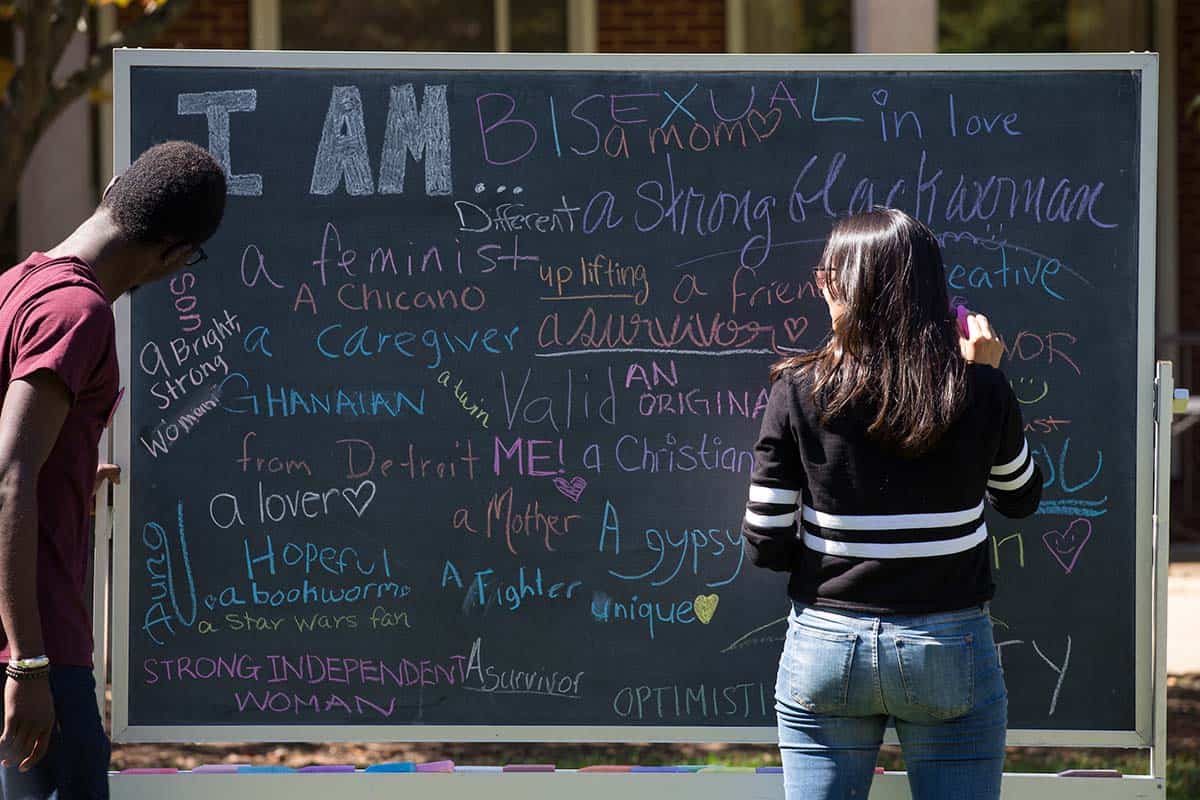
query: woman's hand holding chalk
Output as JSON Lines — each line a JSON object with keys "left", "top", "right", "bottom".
{"left": 955, "top": 304, "right": 971, "bottom": 338}
{"left": 956, "top": 306, "right": 1003, "bottom": 369}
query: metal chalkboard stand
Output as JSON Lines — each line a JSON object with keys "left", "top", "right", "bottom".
{"left": 94, "top": 49, "right": 1179, "bottom": 800}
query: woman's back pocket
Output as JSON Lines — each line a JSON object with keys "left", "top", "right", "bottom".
{"left": 894, "top": 632, "right": 974, "bottom": 720}
{"left": 785, "top": 624, "right": 859, "bottom": 715}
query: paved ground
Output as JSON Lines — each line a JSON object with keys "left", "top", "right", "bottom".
{"left": 1171, "top": 552, "right": 1200, "bottom": 674}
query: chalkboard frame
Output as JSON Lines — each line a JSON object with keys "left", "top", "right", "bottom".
{"left": 107, "top": 48, "right": 1161, "bottom": 747}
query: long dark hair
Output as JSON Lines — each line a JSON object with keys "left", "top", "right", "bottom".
{"left": 771, "top": 208, "right": 968, "bottom": 457}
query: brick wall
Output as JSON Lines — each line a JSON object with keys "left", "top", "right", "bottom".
{"left": 598, "top": 0, "right": 724, "bottom": 52}
{"left": 147, "top": 0, "right": 250, "bottom": 50}
{"left": 1177, "top": 0, "right": 1200, "bottom": 532}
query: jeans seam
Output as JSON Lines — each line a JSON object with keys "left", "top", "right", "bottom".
{"left": 872, "top": 618, "right": 887, "bottom": 713}
{"left": 836, "top": 634, "right": 857, "bottom": 709}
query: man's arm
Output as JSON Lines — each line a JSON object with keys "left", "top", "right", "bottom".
{"left": 0, "top": 370, "right": 70, "bottom": 770}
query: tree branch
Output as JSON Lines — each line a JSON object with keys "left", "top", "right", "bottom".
{"left": 34, "top": 0, "right": 194, "bottom": 139}
{"left": 7, "top": 1, "right": 54, "bottom": 129}
{"left": 46, "top": 0, "right": 86, "bottom": 78}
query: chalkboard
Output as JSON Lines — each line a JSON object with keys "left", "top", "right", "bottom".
{"left": 111, "top": 52, "right": 1158, "bottom": 745}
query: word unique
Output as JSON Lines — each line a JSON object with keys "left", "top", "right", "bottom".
{"left": 590, "top": 591, "right": 698, "bottom": 640}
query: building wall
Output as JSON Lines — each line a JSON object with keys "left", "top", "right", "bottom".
{"left": 1176, "top": 0, "right": 1200, "bottom": 529}
{"left": 147, "top": 0, "right": 250, "bottom": 49}
{"left": 17, "top": 33, "right": 92, "bottom": 255}
{"left": 598, "top": 0, "right": 724, "bottom": 52}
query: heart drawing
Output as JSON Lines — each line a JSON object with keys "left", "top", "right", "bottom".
{"left": 342, "top": 480, "right": 377, "bottom": 518}
{"left": 553, "top": 475, "right": 587, "bottom": 503}
{"left": 783, "top": 318, "right": 808, "bottom": 343}
{"left": 1042, "top": 518, "right": 1092, "bottom": 574}
{"left": 746, "top": 107, "right": 783, "bottom": 142}
{"left": 694, "top": 593, "right": 720, "bottom": 624}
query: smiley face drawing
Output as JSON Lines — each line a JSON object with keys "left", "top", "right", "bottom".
{"left": 1011, "top": 376, "right": 1049, "bottom": 405}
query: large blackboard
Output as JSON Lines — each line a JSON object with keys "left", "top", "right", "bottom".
{"left": 114, "top": 53, "right": 1153, "bottom": 742}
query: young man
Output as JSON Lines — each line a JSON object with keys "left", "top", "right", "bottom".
{"left": 0, "top": 141, "right": 226, "bottom": 797}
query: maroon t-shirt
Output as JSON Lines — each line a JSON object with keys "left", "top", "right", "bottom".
{"left": 0, "top": 253, "right": 118, "bottom": 667}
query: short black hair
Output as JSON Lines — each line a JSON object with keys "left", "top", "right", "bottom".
{"left": 101, "top": 140, "right": 227, "bottom": 247}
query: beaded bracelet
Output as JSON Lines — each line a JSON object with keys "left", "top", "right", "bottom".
{"left": 5, "top": 663, "right": 50, "bottom": 681}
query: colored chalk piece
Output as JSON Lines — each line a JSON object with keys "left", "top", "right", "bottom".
{"left": 191, "top": 765, "right": 242, "bottom": 774}
{"left": 1058, "top": 769, "right": 1122, "bottom": 778}
{"left": 756, "top": 767, "right": 784, "bottom": 774}
{"left": 955, "top": 304, "right": 971, "bottom": 337}
{"left": 503, "top": 764, "right": 555, "bottom": 773}
{"left": 121, "top": 768, "right": 177, "bottom": 774}
{"left": 415, "top": 760, "right": 455, "bottom": 773}
{"left": 299, "top": 765, "right": 355, "bottom": 773}
{"left": 631, "top": 766, "right": 685, "bottom": 773}
{"left": 365, "top": 762, "right": 416, "bottom": 773}
{"left": 236, "top": 766, "right": 296, "bottom": 773}
{"left": 698, "top": 766, "right": 755, "bottom": 773}
{"left": 453, "top": 765, "right": 503, "bottom": 773}
{"left": 874, "top": 767, "right": 886, "bottom": 775}
{"left": 673, "top": 765, "right": 705, "bottom": 773}
{"left": 579, "top": 765, "right": 632, "bottom": 773}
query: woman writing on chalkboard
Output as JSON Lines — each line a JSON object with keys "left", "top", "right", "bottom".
{"left": 743, "top": 207, "right": 1041, "bottom": 800}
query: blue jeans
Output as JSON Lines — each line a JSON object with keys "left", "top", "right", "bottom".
{"left": 0, "top": 667, "right": 110, "bottom": 799}
{"left": 775, "top": 601, "right": 1007, "bottom": 800}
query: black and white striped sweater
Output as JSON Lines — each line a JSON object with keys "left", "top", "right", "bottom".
{"left": 743, "top": 362, "right": 1042, "bottom": 614}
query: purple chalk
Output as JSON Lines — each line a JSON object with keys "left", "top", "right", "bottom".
{"left": 756, "top": 767, "right": 784, "bottom": 774}
{"left": 416, "top": 760, "right": 455, "bottom": 773}
{"left": 955, "top": 304, "right": 971, "bottom": 337}
{"left": 192, "top": 765, "right": 242, "bottom": 774}
{"left": 299, "top": 765, "right": 356, "bottom": 773}
{"left": 503, "top": 764, "right": 555, "bottom": 773}
{"left": 121, "top": 768, "right": 177, "bottom": 775}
